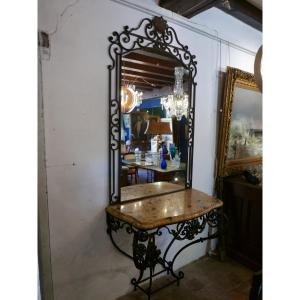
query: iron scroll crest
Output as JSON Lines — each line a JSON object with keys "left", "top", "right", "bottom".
{"left": 108, "top": 16, "right": 198, "bottom": 204}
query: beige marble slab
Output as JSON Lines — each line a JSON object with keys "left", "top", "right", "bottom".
{"left": 106, "top": 188, "right": 223, "bottom": 230}
{"left": 121, "top": 182, "right": 185, "bottom": 202}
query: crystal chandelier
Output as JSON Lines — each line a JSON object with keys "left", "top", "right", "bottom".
{"left": 121, "top": 84, "right": 143, "bottom": 113}
{"left": 161, "top": 67, "right": 189, "bottom": 120}
{"left": 134, "top": 85, "right": 143, "bottom": 108}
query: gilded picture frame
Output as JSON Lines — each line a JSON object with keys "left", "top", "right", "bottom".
{"left": 216, "top": 67, "right": 262, "bottom": 178}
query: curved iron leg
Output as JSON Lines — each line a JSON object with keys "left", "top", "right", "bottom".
{"left": 106, "top": 214, "right": 133, "bottom": 260}
{"left": 131, "top": 269, "right": 144, "bottom": 291}
{"left": 162, "top": 222, "right": 186, "bottom": 265}
{"left": 148, "top": 267, "right": 153, "bottom": 300}
{"left": 161, "top": 223, "right": 186, "bottom": 281}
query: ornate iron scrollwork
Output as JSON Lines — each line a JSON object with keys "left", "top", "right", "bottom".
{"left": 172, "top": 217, "right": 206, "bottom": 240}
{"left": 108, "top": 16, "right": 198, "bottom": 204}
{"left": 106, "top": 209, "right": 224, "bottom": 299}
{"left": 133, "top": 231, "right": 161, "bottom": 272}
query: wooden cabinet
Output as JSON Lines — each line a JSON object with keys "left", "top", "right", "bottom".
{"left": 222, "top": 175, "right": 262, "bottom": 271}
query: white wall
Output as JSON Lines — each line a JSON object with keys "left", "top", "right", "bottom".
{"left": 38, "top": 0, "right": 262, "bottom": 299}
{"left": 190, "top": 7, "right": 262, "bottom": 53}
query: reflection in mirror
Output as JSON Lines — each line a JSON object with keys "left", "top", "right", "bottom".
{"left": 228, "top": 85, "right": 262, "bottom": 160}
{"left": 120, "top": 49, "right": 190, "bottom": 201}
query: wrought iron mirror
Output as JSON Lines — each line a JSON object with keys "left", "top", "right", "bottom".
{"left": 216, "top": 67, "right": 262, "bottom": 178}
{"left": 108, "top": 16, "right": 197, "bottom": 204}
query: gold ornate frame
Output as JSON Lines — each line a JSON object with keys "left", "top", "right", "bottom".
{"left": 216, "top": 67, "right": 262, "bottom": 177}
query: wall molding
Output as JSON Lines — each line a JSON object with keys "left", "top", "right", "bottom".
{"left": 38, "top": 47, "right": 54, "bottom": 300}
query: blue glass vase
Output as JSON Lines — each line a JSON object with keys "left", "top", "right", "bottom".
{"left": 170, "top": 144, "right": 176, "bottom": 160}
{"left": 160, "top": 151, "right": 167, "bottom": 169}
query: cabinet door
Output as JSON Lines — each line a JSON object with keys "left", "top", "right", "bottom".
{"left": 223, "top": 177, "right": 262, "bottom": 270}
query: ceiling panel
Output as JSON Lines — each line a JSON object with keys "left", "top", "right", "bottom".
{"left": 122, "top": 49, "right": 181, "bottom": 91}
{"left": 246, "top": 0, "right": 262, "bottom": 10}
{"left": 159, "top": 0, "right": 262, "bottom": 31}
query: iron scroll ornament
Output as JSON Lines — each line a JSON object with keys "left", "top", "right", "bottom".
{"left": 108, "top": 16, "right": 198, "bottom": 204}
{"left": 106, "top": 209, "right": 226, "bottom": 298}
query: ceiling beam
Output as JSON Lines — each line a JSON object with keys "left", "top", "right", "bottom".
{"left": 136, "top": 87, "right": 154, "bottom": 91}
{"left": 122, "top": 67, "right": 174, "bottom": 80}
{"left": 122, "top": 76, "right": 168, "bottom": 87}
{"left": 122, "top": 73, "right": 174, "bottom": 85}
{"left": 159, "top": 0, "right": 217, "bottom": 18}
{"left": 121, "top": 79, "right": 153, "bottom": 88}
{"left": 159, "top": 0, "right": 262, "bottom": 31}
{"left": 122, "top": 58, "right": 174, "bottom": 71}
{"left": 124, "top": 52, "right": 180, "bottom": 69}
{"left": 216, "top": 0, "right": 262, "bottom": 31}
{"left": 122, "top": 73, "right": 173, "bottom": 85}
{"left": 125, "top": 84, "right": 154, "bottom": 91}
{"left": 122, "top": 61, "right": 174, "bottom": 76}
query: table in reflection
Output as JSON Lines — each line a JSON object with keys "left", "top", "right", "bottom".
{"left": 122, "top": 159, "right": 186, "bottom": 183}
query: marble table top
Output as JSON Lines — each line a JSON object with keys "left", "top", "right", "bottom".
{"left": 106, "top": 188, "right": 223, "bottom": 230}
{"left": 121, "top": 182, "right": 185, "bottom": 202}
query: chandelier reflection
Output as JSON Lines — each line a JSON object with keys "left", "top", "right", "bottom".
{"left": 121, "top": 85, "right": 143, "bottom": 113}
{"left": 161, "top": 67, "right": 189, "bottom": 120}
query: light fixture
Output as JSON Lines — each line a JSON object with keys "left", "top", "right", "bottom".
{"left": 221, "top": 0, "right": 232, "bottom": 10}
{"left": 121, "top": 85, "right": 143, "bottom": 113}
{"left": 145, "top": 121, "right": 172, "bottom": 152}
{"left": 161, "top": 67, "right": 189, "bottom": 120}
{"left": 145, "top": 121, "right": 172, "bottom": 135}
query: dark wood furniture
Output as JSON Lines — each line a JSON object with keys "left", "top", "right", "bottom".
{"left": 123, "top": 154, "right": 139, "bottom": 184}
{"left": 121, "top": 166, "right": 129, "bottom": 187}
{"left": 222, "top": 175, "right": 262, "bottom": 270}
{"left": 249, "top": 271, "right": 262, "bottom": 300}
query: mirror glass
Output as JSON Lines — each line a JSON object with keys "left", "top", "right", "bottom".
{"left": 120, "top": 48, "right": 190, "bottom": 201}
{"left": 227, "top": 84, "right": 262, "bottom": 161}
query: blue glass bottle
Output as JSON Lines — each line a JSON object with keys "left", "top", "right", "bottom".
{"left": 160, "top": 151, "right": 167, "bottom": 169}
{"left": 170, "top": 143, "right": 176, "bottom": 160}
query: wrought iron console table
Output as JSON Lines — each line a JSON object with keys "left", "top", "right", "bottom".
{"left": 106, "top": 187, "right": 223, "bottom": 300}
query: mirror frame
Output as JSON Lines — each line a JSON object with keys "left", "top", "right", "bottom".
{"left": 108, "top": 16, "right": 198, "bottom": 204}
{"left": 216, "top": 67, "right": 262, "bottom": 178}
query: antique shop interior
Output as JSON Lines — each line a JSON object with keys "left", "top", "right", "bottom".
{"left": 38, "top": 0, "right": 262, "bottom": 299}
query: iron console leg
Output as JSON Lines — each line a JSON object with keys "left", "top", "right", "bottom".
{"left": 106, "top": 209, "right": 224, "bottom": 300}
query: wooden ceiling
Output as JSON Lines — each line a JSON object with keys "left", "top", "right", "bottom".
{"left": 159, "top": 0, "right": 262, "bottom": 31}
{"left": 121, "top": 49, "right": 182, "bottom": 91}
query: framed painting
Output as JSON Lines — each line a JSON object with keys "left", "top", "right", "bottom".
{"left": 216, "top": 67, "right": 262, "bottom": 177}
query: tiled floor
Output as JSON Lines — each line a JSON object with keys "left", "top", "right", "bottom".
{"left": 116, "top": 256, "right": 253, "bottom": 300}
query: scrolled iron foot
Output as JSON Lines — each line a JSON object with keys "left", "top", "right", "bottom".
{"left": 131, "top": 269, "right": 144, "bottom": 290}
{"left": 165, "top": 261, "right": 185, "bottom": 282}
